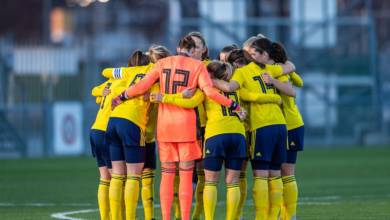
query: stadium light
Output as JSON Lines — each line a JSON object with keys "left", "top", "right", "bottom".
{"left": 79, "top": 0, "right": 90, "bottom": 7}
{"left": 98, "top": 0, "right": 110, "bottom": 2}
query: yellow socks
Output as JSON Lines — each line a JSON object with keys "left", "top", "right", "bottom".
{"left": 173, "top": 168, "right": 181, "bottom": 219}
{"left": 98, "top": 179, "right": 111, "bottom": 220}
{"left": 235, "top": 171, "right": 247, "bottom": 219}
{"left": 124, "top": 175, "right": 141, "bottom": 220}
{"left": 226, "top": 183, "right": 240, "bottom": 220}
{"left": 142, "top": 171, "right": 155, "bottom": 220}
{"left": 203, "top": 181, "right": 218, "bottom": 220}
{"left": 268, "top": 176, "right": 283, "bottom": 220}
{"left": 109, "top": 174, "right": 126, "bottom": 220}
{"left": 282, "top": 175, "right": 298, "bottom": 220}
{"left": 253, "top": 177, "right": 268, "bottom": 220}
{"left": 192, "top": 169, "right": 205, "bottom": 219}
{"left": 119, "top": 179, "right": 126, "bottom": 220}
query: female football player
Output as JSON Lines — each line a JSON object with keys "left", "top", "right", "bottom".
{"left": 250, "top": 38, "right": 304, "bottom": 220}
{"left": 104, "top": 48, "right": 170, "bottom": 220}
{"left": 112, "top": 36, "right": 245, "bottom": 220}
{"left": 211, "top": 49, "right": 295, "bottom": 220}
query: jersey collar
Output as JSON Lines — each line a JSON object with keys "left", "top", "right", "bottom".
{"left": 177, "top": 52, "right": 191, "bottom": 57}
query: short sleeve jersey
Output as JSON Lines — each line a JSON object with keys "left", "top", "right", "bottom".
{"left": 109, "top": 64, "right": 156, "bottom": 131}
{"left": 204, "top": 85, "right": 245, "bottom": 140}
{"left": 231, "top": 62, "right": 286, "bottom": 131}
{"left": 91, "top": 79, "right": 124, "bottom": 131}
{"left": 277, "top": 74, "right": 304, "bottom": 130}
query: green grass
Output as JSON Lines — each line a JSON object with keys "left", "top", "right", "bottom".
{"left": 1, "top": 147, "right": 389, "bottom": 220}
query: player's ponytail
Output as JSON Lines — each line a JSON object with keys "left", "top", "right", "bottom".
{"left": 252, "top": 38, "right": 289, "bottom": 64}
{"left": 178, "top": 35, "right": 196, "bottom": 51}
{"left": 227, "top": 49, "right": 266, "bottom": 69}
{"left": 148, "top": 45, "right": 171, "bottom": 63}
{"left": 207, "top": 61, "right": 233, "bottom": 82}
{"left": 128, "top": 49, "right": 150, "bottom": 67}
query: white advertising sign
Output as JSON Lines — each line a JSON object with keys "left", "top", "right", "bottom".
{"left": 53, "top": 102, "right": 83, "bottom": 155}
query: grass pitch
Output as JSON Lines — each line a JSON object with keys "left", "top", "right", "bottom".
{"left": 1, "top": 147, "right": 389, "bottom": 220}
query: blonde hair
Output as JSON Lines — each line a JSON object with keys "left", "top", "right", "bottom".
{"left": 148, "top": 45, "right": 171, "bottom": 63}
{"left": 243, "top": 34, "right": 266, "bottom": 47}
{"left": 207, "top": 61, "right": 233, "bottom": 82}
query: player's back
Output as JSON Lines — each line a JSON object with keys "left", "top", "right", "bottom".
{"left": 110, "top": 63, "right": 155, "bottom": 130}
{"left": 232, "top": 62, "right": 285, "bottom": 131}
{"left": 156, "top": 55, "right": 206, "bottom": 142}
{"left": 204, "top": 85, "right": 245, "bottom": 140}
{"left": 92, "top": 79, "right": 124, "bottom": 131}
{"left": 278, "top": 73, "right": 304, "bottom": 130}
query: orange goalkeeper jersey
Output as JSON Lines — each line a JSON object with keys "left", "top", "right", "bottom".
{"left": 126, "top": 53, "right": 232, "bottom": 142}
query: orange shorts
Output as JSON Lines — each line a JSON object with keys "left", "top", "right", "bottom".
{"left": 158, "top": 140, "right": 202, "bottom": 163}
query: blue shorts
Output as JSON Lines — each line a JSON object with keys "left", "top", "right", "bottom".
{"left": 105, "top": 117, "right": 146, "bottom": 147}
{"left": 144, "top": 142, "right": 157, "bottom": 169}
{"left": 251, "top": 124, "right": 287, "bottom": 164}
{"left": 204, "top": 133, "right": 247, "bottom": 159}
{"left": 110, "top": 145, "right": 146, "bottom": 164}
{"left": 286, "top": 150, "right": 298, "bottom": 164}
{"left": 288, "top": 126, "right": 305, "bottom": 151}
{"left": 204, "top": 157, "right": 243, "bottom": 172}
{"left": 90, "top": 129, "right": 112, "bottom": 169}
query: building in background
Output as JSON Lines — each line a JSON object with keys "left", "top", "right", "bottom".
{"left": 0, "top": 0, "right": 389, "bottom": 158}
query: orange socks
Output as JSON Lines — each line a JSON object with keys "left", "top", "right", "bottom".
{"left": 179, "top": 165, "right": 195, "bottom": 220}
{"left": 160, "top": 165, "right": 176, "bottom": 220}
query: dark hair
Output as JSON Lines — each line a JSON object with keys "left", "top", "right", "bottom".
{"left": 227, "top": 49, "right": 265, "bottom": 69}
{"left": 178, "top": 35, "right": 196, "bottom": 51}
{"left": 188, "top": 32, "right": 209, "bottom": 60}
{"left": 207, "top": 61, "right": 233, "bottom": 82}
{"left": 147, "top": 45, "right": 171, "bottom": 63}
{"left": 128, "top": 50, "right": 150, "bottom": 67}
{"left": 221, "top": 44, "right": 239, "bottom": 54}
{"left": 251, "top": 38, "right": 289, "bottom": 64}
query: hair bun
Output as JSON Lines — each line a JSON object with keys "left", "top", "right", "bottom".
{"left": 186, "top": 36, "right": 192, "bottom": 41}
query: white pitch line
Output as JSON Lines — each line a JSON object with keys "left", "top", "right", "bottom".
{"left": 23, "top": 194, "right": 388, "bottom": 220}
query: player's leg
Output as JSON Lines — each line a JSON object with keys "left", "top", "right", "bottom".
{"left": 99, "top": 141, "right": 114, "bottom": 220}
{"left": 105, "top": 118, "right": 127, "bottom": 220}
{"left": 142, "top": 142, "right": 157, "bottom": 220}
{"left": 124, "top": 146, "right": 145, "bottom": 220}
{"left": 193, "top": 127, "right": 206, "bottom": 220}
{"left": 192, "top": 160, "right": 205, "bottom": 220}
{"left": 203, "top": 156, "right": 223, "bottom": 220}
{"left": 91, "top": 129, "right": 112, "bottom": 220}
{"left": 158, "top": 141, "right": 180, "bottom": 220}
{"left": 235, "top": 131, "right": 251, "bottom": 220}
{"left": 225, "top": 158, "right": 244, "bottom": 220}
{"left": 267, "top": 125, "right": 288, "bottom": 220}
{"left": 178, "top": 141, "right": 202, "bottom": 220}
{"left": 250, "top": 127, "right": 276, "bottom": 220}
{"left": 173, "top": 162, "right": 181, "bottom": 220}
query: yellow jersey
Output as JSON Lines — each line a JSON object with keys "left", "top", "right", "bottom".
{"left": 91, "top": 79, "right": 125, "bottom": 131}
{"left": 277, "top": 73, "right": 304, "bottom": 130}
{"left": 231, "top": 62, "right": 286, "bottom": 131}
{"left": 204, "top": 86, "right": 245, "bottom": 140}
{"left": 196, "top": 59, "right": 211, "bottom": 127}
{"left": 106, "top": 64, "right": 159, "bottom": 131}
{"left": 145, "top": 103, "right": 158, "bottom": 143}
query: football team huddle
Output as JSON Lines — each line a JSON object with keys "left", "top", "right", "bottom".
{"left": 90, "top": 31, "right": 304, "bottom": 220}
